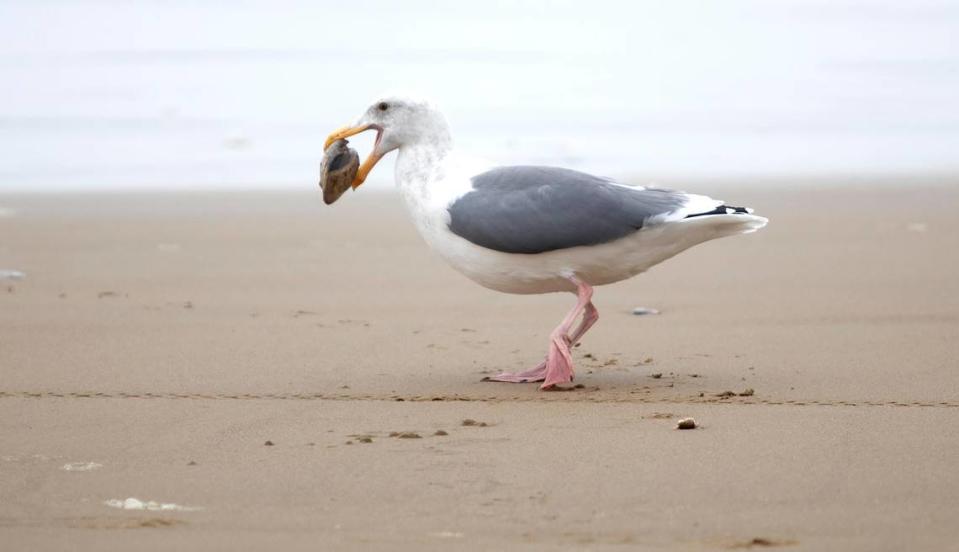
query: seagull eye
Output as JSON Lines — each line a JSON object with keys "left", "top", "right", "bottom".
{"left": 377, "top": 102, "right": 389, "bottom": 112}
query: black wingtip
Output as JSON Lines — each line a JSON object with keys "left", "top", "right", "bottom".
{"left": 685, "top": 204, "right": 754, "bottom": 219}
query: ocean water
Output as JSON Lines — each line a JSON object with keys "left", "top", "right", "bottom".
{"left": 1, "top": 0, "right": 957, "bottom": 191}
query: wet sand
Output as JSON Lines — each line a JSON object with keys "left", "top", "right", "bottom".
{"left": 1, "top": 182, "right": 958, "bottom": 550}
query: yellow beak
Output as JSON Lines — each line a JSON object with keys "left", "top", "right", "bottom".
{"left": 324, "top": 124, "right": 383, "bottom": 189}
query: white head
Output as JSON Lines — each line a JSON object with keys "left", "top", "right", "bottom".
{"left": 324, "top": 94, "right": 451, "bottom": 189}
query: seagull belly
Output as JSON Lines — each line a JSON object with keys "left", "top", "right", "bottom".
{"left": 425, "top": 214, "right": 767, "bottom": 295}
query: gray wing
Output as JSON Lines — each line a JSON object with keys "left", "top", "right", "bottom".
{"left": 447, "top": 166, "right": 688, "bottom": 254}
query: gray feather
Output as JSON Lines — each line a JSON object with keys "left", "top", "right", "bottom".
{"left": 447, "top": 166, "right": 688, "bottom": 254}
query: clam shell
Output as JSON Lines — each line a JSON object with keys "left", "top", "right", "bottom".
{"left": 319, "top": 139, "right": 360, "bottom": 205}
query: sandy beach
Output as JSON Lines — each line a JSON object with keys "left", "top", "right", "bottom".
{"left": 1, "top": 181, "right": 958, "bottom": 551}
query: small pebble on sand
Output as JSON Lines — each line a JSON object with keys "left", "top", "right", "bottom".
{"left": 461, "top": 419, "right": 488, "bottom": 427}
{"left": 434, "top": 430, "right": 449, "bottom": 436}
{"left": 632, "top": 307, "right": 660, "bottom": 316}
{"left": 677, "top": 418, "right": 697, "bottom": 430}
{"left": 264, "top": 440, "right": 274, "bottom": 446}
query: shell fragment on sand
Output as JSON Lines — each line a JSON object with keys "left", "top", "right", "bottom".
{"left": 61, "top": 462, "right": 102, "bottom": 471}
{"left": 319, "top": 139, "right": 360, "bottom": 205}
{"left": 104, "top": 497, "right": 202, "bottom": 512}
{"left": 632, "top": 307, "right": 660, "bottom": 316}
{"left": 0, "top": 269, "right": 25, "bottom": 281}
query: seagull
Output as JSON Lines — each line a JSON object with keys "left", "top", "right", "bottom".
{"left": 324, "top": 95, "right": 767, "bottom": 389}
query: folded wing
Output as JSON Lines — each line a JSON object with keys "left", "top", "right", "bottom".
{"left": 446, "top": 166, "right": 727, "bottom": 254}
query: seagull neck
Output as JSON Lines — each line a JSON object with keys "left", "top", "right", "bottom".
{"left": 394, "top": 136, "right": 452, "bottom": 200}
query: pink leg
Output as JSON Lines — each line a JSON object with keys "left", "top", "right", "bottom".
{"left": 567, "top": 301, "right": 599, "bottom": 347}
{"left": 491, "top": 301, "right": 598, "bottom": 384}
{"left": 486, "top": 276, "right": 597, "bottom": 389}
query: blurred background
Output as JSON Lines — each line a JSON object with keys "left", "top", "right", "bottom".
{"left": 1, "top": 0, "right": 957, "bottom": 191}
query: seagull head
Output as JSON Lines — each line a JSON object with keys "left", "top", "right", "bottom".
{"left": 324, "top": 94, "right": 450, "bottom": 189}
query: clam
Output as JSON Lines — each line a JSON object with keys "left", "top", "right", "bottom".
{"left": 319, "top": 139, "right": 360, "bottom": 205}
